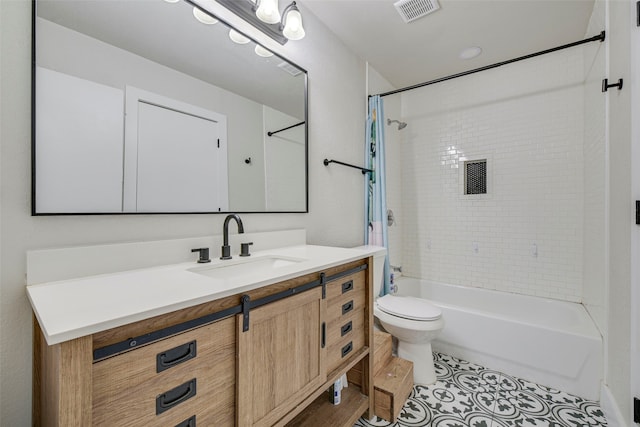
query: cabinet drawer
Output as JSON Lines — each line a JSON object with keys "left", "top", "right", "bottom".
{"left": 325, "top": 308, "right": 364, "bottom": 349}
{"left": 326, "top": 310, "right": 365, "bottom": 373}
{"left": 326, "top": 270, "right": 366, "bottom": 302}
{"left": 326, "top": 287, "right": 366, "bottom": 323}
{"left": 92, "top": 318, "right": 235, "bottom": 427}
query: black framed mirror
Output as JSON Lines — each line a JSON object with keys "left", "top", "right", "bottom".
{"left": 32, "top": 0, "right": 308, "bottom": 214}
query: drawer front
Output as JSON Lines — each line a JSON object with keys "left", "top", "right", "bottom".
{"left": 326, "top": 270, "right": 366, "bottom": 302}
{"left": 325, "top": 308, "right": 364, "bottom": 349}
{"left": 92, "top": 318, "right": 235, "bottom": 427}
{"left": 326, "top": 309, "right": 365, "bottom": 373}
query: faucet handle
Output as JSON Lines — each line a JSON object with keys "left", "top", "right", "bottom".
{"left": 191, "top": 248, "right": 211, "bottom": 263}
{"left": 240, "top": 242, "right": 253, "bottom": 257}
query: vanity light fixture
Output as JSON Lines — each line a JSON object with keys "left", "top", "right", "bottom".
{"left": 254, "top": 44, "right": 274, "bottom": 57}
{"left": 255, "top": 0, "right": 281, "bottom": 24}
{"left": 215, "top": 0, "right": 306, "bottom": 44}
{"left": 229, "top": 29, "right": 251, "bottom": 44}
{"left": 280, "top": 2, "right": 305, "bottom": 40}
{"left": 193, "top": 7, "right": 219, "bottom": 24}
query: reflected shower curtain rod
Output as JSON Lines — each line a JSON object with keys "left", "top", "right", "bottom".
{"left": 267, "top": 121, "right": 305, "bottom": 137}
{"left": 371, "top": 31, "right": 606, "bottom": 98}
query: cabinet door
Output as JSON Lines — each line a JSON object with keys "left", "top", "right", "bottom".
{"left": 237, "top": 287, "right": 326, "bottom": 427}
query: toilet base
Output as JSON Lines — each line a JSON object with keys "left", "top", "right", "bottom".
{"left": 397, "top": 341, "right": 437, "bottom": 385}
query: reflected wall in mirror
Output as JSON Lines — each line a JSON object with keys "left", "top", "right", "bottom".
{"left": 33, "top": 0, "right": 308, "bottom": 214}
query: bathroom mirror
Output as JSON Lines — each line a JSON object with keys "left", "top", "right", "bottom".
{"left": 32, "top": 0, "right": 308, "bottom": 214}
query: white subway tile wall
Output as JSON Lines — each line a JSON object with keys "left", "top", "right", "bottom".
{"left": 399, "top": 48, "right": 585, "bottom": 302}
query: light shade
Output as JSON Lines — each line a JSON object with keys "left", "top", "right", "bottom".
{"left": 193, "top": 7, "right": 218, "bottom": 25}
{"left": 229, "top": 29, "right": 250, "bottom": 44}
{"left": 282, "top": 6, "right": 305, "bottom": 40}
{"left": 256, "top": 0, "right": 281, "bottom": 24}
{"left": 254, "top": 45, "right": 274, "bottom": 57}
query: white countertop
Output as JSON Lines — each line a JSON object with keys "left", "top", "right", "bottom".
{"left": 27, "top": 244, "right": 385, "bottom": 345}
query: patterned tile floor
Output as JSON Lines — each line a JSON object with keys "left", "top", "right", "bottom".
{"left": 355, "top": 353, "right": 607, "bottom": 427}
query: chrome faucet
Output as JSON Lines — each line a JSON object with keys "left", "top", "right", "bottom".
{"left": 220, "top": 214, "right": 244, "bottom": 260}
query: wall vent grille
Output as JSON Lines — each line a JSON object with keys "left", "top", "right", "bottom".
{"left": 393, "top": 0, "right": 440, "bottom": 23}
{"left": 465, "top": 160, "right": 487, "bottom": 195}
{"left": 278, "top": 62, "right": 303, "bottom": 77}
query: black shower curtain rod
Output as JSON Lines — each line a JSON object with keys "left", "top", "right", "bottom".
{"left": 267, "top": 121, "right": 305, "bottom": 137}
{"left": 371, "top": 30, "right": 605, "bottom": 98}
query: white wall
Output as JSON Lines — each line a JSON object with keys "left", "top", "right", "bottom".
{"left": 263, "top": 105, "right": 306, "bottom": 211}
{"left": 0, "top": 0, "right": 367, "bottom": 424}
{"left": 605, "top": 0, "right": 632, "bottom": 422}
{"left": 38, "top": 17, "right": 267, "bottom": 212}
{"left": 399, "top": 49, "right": 585, "bottom": 302}
{"left": 582, "top": 0, "right": 607, "bottom": 335}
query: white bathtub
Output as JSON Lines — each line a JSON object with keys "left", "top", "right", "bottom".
{"left": 395, "top": 276, "right": 603, "bottom": 400}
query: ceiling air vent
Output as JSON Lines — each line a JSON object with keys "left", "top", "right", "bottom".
{"left": 394, "top": 0, "right": 440, "bottom": 23}
{"left": 278, "top": 61, "right": 303, "bottom": 77}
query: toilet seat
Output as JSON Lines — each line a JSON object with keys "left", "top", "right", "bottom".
{"left": 376, "top": 294, "right": 442, "bottom": 321}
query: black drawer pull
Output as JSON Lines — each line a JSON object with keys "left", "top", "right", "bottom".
{"left": 156, "top": 378, "right": 197, "bottom": 415}
{"left": 321, "top": 322, "right": 326, "bottom": 348}
{"left": 157, "top": 340, "right": 197, "bottom": 373}
{"left": 341, "top": 321, "right": 353, "bottom": 337}
{"left": 176, "top": 415, "right": 196, "bottom": 427}
{"left": 341, "top": 342, "right": 353, "bottom": 358}
{"left": 342, "top": 300, "right": 354, "bottom": 315}
{"left": 341, "top": 280, "right": 354, "bottom": 294}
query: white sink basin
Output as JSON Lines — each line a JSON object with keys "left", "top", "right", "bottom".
{"left": 188, "top": 255, "right": 305, "bottom": 280}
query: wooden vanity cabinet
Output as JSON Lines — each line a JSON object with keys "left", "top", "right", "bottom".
{"left": 32, "top": 257, "right": 375, "bottom": 427}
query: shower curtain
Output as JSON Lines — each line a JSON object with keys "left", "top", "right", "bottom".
{"left": 364, "top": 95, "right": 390, "bottom": 296}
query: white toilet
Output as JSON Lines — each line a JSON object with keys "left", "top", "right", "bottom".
{"left": 371, "top": 251, "right": 444, "bottom": 385}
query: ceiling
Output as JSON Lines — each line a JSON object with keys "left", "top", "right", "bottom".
{"left": 301, "top": 0, "right": 597, "bottom": 90}
{"left": 36, "top": 0, "right": 306, "bottom": 118}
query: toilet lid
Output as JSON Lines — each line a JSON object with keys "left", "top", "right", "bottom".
{"left": 376, "top": 294, "right": 442, "bottom": 321}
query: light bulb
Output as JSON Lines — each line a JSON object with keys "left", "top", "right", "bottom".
{"left": 229, "top": 29, "right": 250, "bottom": 44}
{"left": 193, "top": 7, "right": 218, "bottom": 25}
{"left": 254, "top": 45, "right": 274, "bottom": 57}
{"left": 163, "top": 0, "right": 180, "bottom": 3}
{"left": 256, "top": 0, "right": 281, "bottom": 24}
{"left": 283, "top": 9, "right": 305, "bottom": 40}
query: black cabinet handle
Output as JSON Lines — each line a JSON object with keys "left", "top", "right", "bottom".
{"left": 157, "top": 340, "right": 197, "bottom": 373}
{"left": 321, "top": 322, "right": 326, "bottom": 348}
{"left": 340, "top": 321, "right": 353, "bottom": 337}
{"left": 341, "top": 280, "right": 354, "bottom": 294}
{"left": 175, "top": 415, "right": 196, "bottom": 427}
{"left": 341, "top": 341, "right": 353, "bottom": 358}
{"left": 342, "top": 300, "right": 354, "bottom": 315}
{"left": 156, "top": 378, "right": 197, "bottom": 415}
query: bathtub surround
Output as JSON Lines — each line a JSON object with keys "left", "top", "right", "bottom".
{"left": 400, "top": 47, "right": 585, "bottom": 302}
{"left": 355, "top": 352, "right": 607, "bottom": 427}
